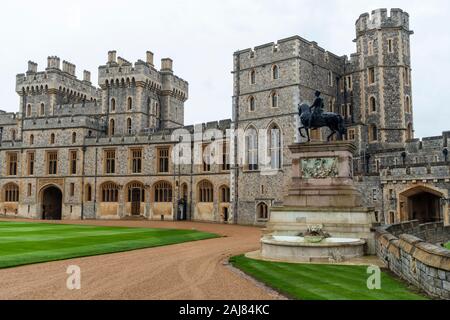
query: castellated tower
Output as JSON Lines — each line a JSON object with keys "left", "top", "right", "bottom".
{"left": 16, "top": 57, "right": 100, "bottom": 118}
{"left": 15, "top": 57, "right": 101, "bottom": 143}
{"left": 349, "top": 8, "right": 414, "bottom": 153}
{"left": 98, "top": 51, "right": 188, "bottom": 137}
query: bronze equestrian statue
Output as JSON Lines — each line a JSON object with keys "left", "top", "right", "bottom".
{"left": 298, "top": 91, "right": 347, "bottom": 142}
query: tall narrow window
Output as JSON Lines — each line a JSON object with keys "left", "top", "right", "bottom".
{"left": 404, "top": 68, "right": 410, "bottom": 85}
{"left": 158, "top": 147, "right": 169, "bottom": 173}
{"left": 368, "top": 41, "right": 374, "bottom": 56}
{"left": 369, "top": 125, "right": 378, "bottom": 142}
{"left": 272, "top": 65, "right": 279, "bottom": 80}
{"left": 26, "top": 104, "right": 32, "bottom": 117}
{"left": 70, "top": 183, "right": 75, "bottom": 197}
{"left": 131, "top": 148, "right": 142, "bottom": 174}
{"left": 27, "top": 183, "right": 32, "bottom": 197}
{"left": 345, "top": 75, "right": 353, "bottom": 91}
{"left": 405, "top": 96, "right": 411, "bottom": 113}
{"left": 85, "top": 184, "right": 92, "bottom": 202}
{"left": 69, "top": 150, "right": 77, "bottom": 175}
{"left": 40, "top": 103, "right": 45, "bottom": 116}
{"left": 407, "top": 123, "right": 413, "bottom": 141}
{"left": 127, "top": 118, "right": 132, "bottom": 134}
{"left": 250, "top": 70, "right": 256, "bottom": 85}
{"left": 109, "top": 119, "right": 115, "bottom": 136}
{"left": 47, "top": 151, "right": 58, "bottom": 175}
{"left": 27, "top": 152, "right": 35, "bottom": 176}
{"left": 369, "top": 96, "right": 376, "bottom": 112}
{"left": 245, "top": 128, "right": 258, "bottom": 171}
{"left": 222, "top": 142, "right": 230, "bottom": 171}
{"left": 7, "top": 153, "right": 18, "bottom": 176}
{"left": 50, "top": 133, "right": 55, "bottom": 144}
{"left": 11, "top": 129, "right": 16, "bottom": 141}
{"left": 127, "top": 97, "right": 133, "bottom": 110}
{"left": 271, "top": 92, "right": 278, "bottom": 108}
{"left": 249, "top": 96, "right": 255, "bottom": 112}
{"left": 328, "top": 71, "right": 333, "bottom": 86}
{"left": 202, "top": 144, "right": 211, "bottom": 172}
{"left": 388, "top": 39, "right": 393, "bottom": 53}
{"left": 105, "top": 150, "right": 116, "bottom": 174}
{"left": 110, "top": 98, "right": 116, "bottom": 112}
{"left": 220, "top": 186, "right": 230, "bottom": 203}
{"left": 29, "top": 134, "right": 34, "bottom": 145}
{"left": 72, "top": 132, "right": 76, "bottom": 144}
{"left": 269, "top": 125, "right": 281, "bottom": 170}
{"left": 368, "top": 68, "right": 376, "bottom": 84}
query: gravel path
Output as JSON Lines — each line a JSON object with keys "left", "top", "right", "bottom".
{"left": 0, "top": 219, "right": 282, "bottom": 300}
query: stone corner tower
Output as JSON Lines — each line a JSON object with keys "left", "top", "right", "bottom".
{"left": 352, "top": 8, "right": 414, "bottom": 153}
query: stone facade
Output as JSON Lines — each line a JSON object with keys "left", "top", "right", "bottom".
{"left": 376, "top": 221, "right": 450, "bottom": 299}
{"left": 0, "top": 8, "right": 449, "bottom": 228}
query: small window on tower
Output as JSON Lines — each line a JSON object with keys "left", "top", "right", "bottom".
{"left": 368, "top": 41, "right": 374, "bottom": 56}
{"left": 388, "top": 39, "right": 394, "bottom": 53}
{"left": 368, "top": 68, "right": 376, "bottom": 84}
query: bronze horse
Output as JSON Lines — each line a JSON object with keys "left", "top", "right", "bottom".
{"left": 298, "top": 103, "right": 347, "bottom": 142}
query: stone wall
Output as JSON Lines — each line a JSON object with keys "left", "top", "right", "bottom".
{"left": 376, "top": 221, "right": 450, "bottom": 299}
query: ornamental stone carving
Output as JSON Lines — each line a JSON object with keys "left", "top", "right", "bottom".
{"left": 301, "top": 157, "right": 338, "bottom": 179}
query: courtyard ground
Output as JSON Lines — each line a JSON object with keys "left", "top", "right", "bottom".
{"left": 230, "top": 255, "right": 428, "bottom": 300}
{"left": 0, "top": 218, "right": 282, "bottom": 300}
{"left": 0, "top": 218, "right": 427, "bottom": 300}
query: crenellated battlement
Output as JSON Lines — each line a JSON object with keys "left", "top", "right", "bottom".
{"left": 356, "top": 8, "right": 411, "bottom": 34}
{"left": 98, "top": 50, "right": 188, "bottom": 97}
{"left": 16, "top": 56, "right": 100, "bottom": 100}
{"left": 234, "top": 35, "right": 345, "bottom": 72}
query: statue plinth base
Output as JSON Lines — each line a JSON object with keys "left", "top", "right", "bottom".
{"left": 284, "top": 141, "right": 362, "bottom": 208}
{"left": 264, "top": 141, "right": 377, "bottom": 257}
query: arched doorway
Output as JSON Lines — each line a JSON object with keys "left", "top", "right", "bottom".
{"left": 399, "top": 186, "right": 444, "bottom": 223}
{"left": 42, "top": 186, "right": 63, "bottom": 220}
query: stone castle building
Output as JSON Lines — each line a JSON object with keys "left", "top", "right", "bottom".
{"left": 1, "top": 8, "right": 449, "bottom": 226}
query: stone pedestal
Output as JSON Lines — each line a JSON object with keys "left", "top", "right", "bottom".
{"left": 266, "top": 141, "right": 377, "bottom": 255}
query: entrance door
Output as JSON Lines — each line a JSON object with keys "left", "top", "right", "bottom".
{"left": 131, "top": 189, "right": 141, "bottom": 216}
{"left": 42, "top": 186, "right": 62, "bottom": 220}
{"left": 223, "top": 207, "right": 229, "bottom": 223}
{"left": 409, "top": 192, "right": 441, "bottom": 223}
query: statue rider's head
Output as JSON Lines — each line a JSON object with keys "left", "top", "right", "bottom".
{"left": 315, "top": 91, "right": 321, "bottom": 97}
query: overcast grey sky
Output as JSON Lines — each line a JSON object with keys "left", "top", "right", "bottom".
{"left": 0, "top": 0, "right": 448, "bottom": 138}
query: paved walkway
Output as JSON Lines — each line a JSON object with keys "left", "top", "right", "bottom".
{"left": 0, "top": 219, "right": 282, "bottom": 300}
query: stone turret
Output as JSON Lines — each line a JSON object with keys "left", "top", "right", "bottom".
{"left": 352, "top": 8, "right": 414, "bottom": 152}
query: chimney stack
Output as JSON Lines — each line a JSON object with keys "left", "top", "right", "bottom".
{"left": 47, "top": 56, "right": 61, "bottom": 70}
{"left": 83, "top": 70, "right": 91, "bottom": 83}
{"left": 146, "top": 51, "right": 154, "bottom": 67}
{"left": 27, "top": 61, "right": 38, "bottom": 73}
{"left": 161, "top": 58, "right": 173, "bottom": 73}
{"left": 108, "top": 50, "right": 117, "bottom": 63}
{"left": 62, "top": 60, "right": 76, "bottom": 76}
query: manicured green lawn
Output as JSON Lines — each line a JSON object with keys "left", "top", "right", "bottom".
{"left": 230, "top": 255, "right": 428, "bottom": 300}
{"left": 445, "top": 242, "right": 450, "bottom": 250}
{"left": 0, "top": 221, "right": 218, "bottom": 269}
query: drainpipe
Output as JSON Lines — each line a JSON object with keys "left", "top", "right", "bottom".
{"left": 80, "top": 144, "right": 86, "bottom": 220}
{"left": 93, "top": 147, "right": 98, "bottom": 217}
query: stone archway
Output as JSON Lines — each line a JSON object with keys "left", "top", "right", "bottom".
{"left": 399, "top": 185, "right": 445, "bottom": 223}
{"left": 41, "top": 186, "right": 63, "bottom": 220}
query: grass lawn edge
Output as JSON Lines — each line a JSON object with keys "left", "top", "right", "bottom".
{"left": 0, "top": 221, "right": 220, "bottom": 269}
{"left": 229, "top": 254, "right": 429, "bottom": 301}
